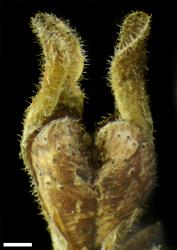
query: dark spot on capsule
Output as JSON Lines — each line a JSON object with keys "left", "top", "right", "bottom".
{"left": 46, "top": 182, "right": 50, "bottom": 185}
{"left": 127, "top": 135, "right": 130, "bottom": 140}
{"left": 95, "top": 187, "right": 101, "bottom": 198}
{"left": 53, "top": 157, "right": 59, "bottom": 164}
{"left": 81, "top": 151, "right": 87, "bottom": 156}
{"left": 118, "top": 134, "right": 120, "bottom": 137}
{"left": 35, "top": 164, "right": 40, "bottom": 169}
{"left": 53, "top": 134, "right": 59, "bottom": 140}
{"left": 76, "top": 168, "right": 90, "bottom": 181}
{"left": 98, "top": 154, "right": 103, "bottom": 162}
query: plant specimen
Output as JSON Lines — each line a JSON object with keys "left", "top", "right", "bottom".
{"left": 20, "top": 11, "right": 160, "bottom": 250}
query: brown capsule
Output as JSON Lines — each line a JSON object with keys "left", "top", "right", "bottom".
{"left": 95, "top": 121, "right": 156, "bottom": 249}
{"left": 31, "top": 117, "right": 97, "bottom": 250}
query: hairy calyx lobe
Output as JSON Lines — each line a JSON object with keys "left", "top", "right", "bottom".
{"left": 110, "top": 12, "right": 153, "bottom": 139}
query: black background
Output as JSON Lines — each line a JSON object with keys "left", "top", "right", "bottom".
{"left": 1, "top": 0, "right": 177, "bottom": 249}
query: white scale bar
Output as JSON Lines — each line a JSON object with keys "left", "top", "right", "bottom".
{"left": 3, "top": 243, "right": 32, "bottom": 247}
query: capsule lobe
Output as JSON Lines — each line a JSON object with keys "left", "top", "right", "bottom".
{"left": 95, "top": 121, "right": 156, "bottom": 249}
{"left": 31, "top": 117, "right": 97, "bottom": 250}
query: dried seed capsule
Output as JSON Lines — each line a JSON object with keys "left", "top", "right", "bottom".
{"left": 20, "top": 10, "right": 156, "bottom": 250}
